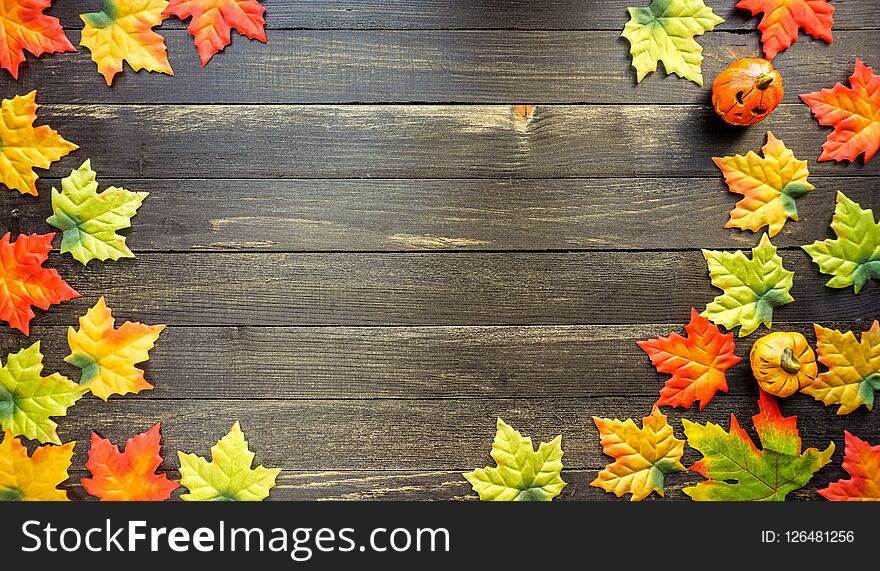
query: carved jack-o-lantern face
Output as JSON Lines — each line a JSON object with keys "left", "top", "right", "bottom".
{"left": 712, "top": 58, "right": 784, "bottom": 126}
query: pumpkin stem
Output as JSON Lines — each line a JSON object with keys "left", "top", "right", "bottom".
{"left": 780, "top": 347, "right": 801, "bottom": 374}
{"left": 756, "top": 73, "right": 774, "bottom": 90}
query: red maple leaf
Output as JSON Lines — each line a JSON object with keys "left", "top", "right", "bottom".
{"left": 818, "top": 431, "right": 880, "bottom": 501}
{"left": 0, "top": 232, "right": 79, "bottom": 335}
{"left": 164, "top": 0, "right": 267, "bottom": 66}
{"left": 801, "top": 59, "right": 880, "bottom": 164}
{"left": 0, "top": 0, "right": 75, "bottom": 79}
{"left": 737, "top": 0, "right": 834, "bottom": 60}
{"left": 638, "top": 308, "right": 743, "bottom": 410}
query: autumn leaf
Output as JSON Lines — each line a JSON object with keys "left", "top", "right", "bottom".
{"left": 47, "top": 160, "right": 149, "bottom": 266}
{"left": 801, "top": 59, "right": 880, "bottom": 164}
{"left": 0, "top": 232, "right": 80, "bottom": 336}
{"left": 621, "top": 0, "right": 724, "bottom": 85}
{"left": 702, "top": 234, "right": 794, "bottom": 337}
{"left": 802, "top": 322, "right": 880, "bottom": 415}
{"left": 683, "top": 391, "right": 834, "bottom": 500}
{"left": 0, "top": 431, "right": 74, "bottom": 501}
{"left": 713, "top": 132, "right": 814, "bottom": 237}
{"left": 638, "top": 309, "right": 742, "bottom": 410}
{"left": 803, "top": 192, "right": 879, "bottom": 294}
{"left": 819, "top": 431, "right": 880, "bottom": 501}
{"left": 0, "top": 0, "right": 75, "bottom": 79}
{"left": 464, "top": 418, "right": 566, "bottom": 501}
{"left": 66, "top": 297, "right": 165, "bottom": 401}
{"left": 178, "top": 421, "right": 280, "bottom": 501}
{"left": 736, "top": 0, "right": 834, "bottom": 60}
{"left": 591, "top": 405, "right": 686, "bottom": 501}
{"left": 0, "top": 91, "right": 78, "bottom": 196}
{"left": 80, "top": 0, "right": 174, "bottom": 86}
{"left": 164, "top": 0, "right": 267, "bottom": 66}
{"left": 0, "top": 342, "right": 84, "bottom": 445}
{"left": 81, "top": 424, "right": 179, "bottom": 501}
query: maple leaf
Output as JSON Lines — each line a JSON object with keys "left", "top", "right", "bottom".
{"left": 80, "top": 0, "right": 174, "bottom": 86}
{"left": 81, "top": 424, "right": 179, "bottom": 501}
{"left": 0, "top": 0, "right": 76, "bottom": 79}
{"left": 737, "top": 0, "right": 834, "bottom": 60}
{"left": 702, "top": 234, "right": 794, "bottom": 337}
{"left": 0, "top": 342, "right": 84, "bottom": 445}
{"left": 464, "top": 418, "right": 566, "bottom": 501}
{"left": 46, "top": 160, "right": 149, "bottom": 266}
{"left": 802, "top": 322, "right": 880, "bottom": 415}
{"left": 819, "top": 431, "right": 880, "bottom": 501}
{"left": 0, "top": 232, "right": 79, "bottom": 336}
{"left": 638, "top": 308, "right": 742, "bottom": 410}
{"left": 0, "top": 431, "right": 74, "bottom": 501}
{"left": 800, "top": 59, "right": 880, "bottom": 164}
{"left": 713, "top": 132, "right": 814, "bottom": 237}
{"left": 621, "top": 0, "right": 724, "bottom": 86}
{"left": 0, "top": 91, "right": 78, "bottom": 196}
{"left": 65, "top": 297, "right": 165, "bottom": 401}
{"left": 164, "top": 0, "right": 267, "bottom": 66}
{"left": 178, "top": 421, "right": 280, "bottom": 501}
{"left": 591, "top": 405, "right": 686, "bottom": 501}
{"left": 683, "top": 391, "right": 834, "bottom": 501}
{"left": 803, "top": 192, "right": 880, "bottom": 294}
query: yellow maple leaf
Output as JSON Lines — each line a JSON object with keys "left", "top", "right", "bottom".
{"left": 66, "top": 297, "right": 165, "bottom": 401}
{"left": 592, "top": 405, "right": 686, "bottom": 501}
{"left": 80, "top": 0, "right": 174, "bottom": 86}
{"left": 0, "top": 431, "right": 74, "bottom": 501}
{"left": 0, "top": 91, "right": 78, "bottom": 196}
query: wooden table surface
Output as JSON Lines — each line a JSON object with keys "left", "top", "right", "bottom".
{"left": 1, "top": 1, "right": 878, "bottom": 501}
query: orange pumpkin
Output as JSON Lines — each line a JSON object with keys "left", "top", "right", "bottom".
{"left": 712, "top": 58, "right": 784, "bottom": 126}
{"left": 749, "top": 332, "right": 817, "bottom": 398}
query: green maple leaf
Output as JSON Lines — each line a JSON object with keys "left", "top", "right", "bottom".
{"left": 702, "top": 234, "right": 794, "bottom": 337}
{"left": 0, "top": 343, "right": 84, "bottom": 444}
{"left": 46, "top": 160, "right": 149, "bottom": 266}
{"left": 464, "top": 418, "right": 566, "bottom": 501}
{"left": 621, "top": 0, "right": 724, "bottom": 85}
{"left": 803, "top": 191, "right": 880, "bottom": 294}
{"left": 178, "top": 422, "right": 280, "bottom": 501}
{"left": 683, "top": 391, "right": 834, "bottom": 501}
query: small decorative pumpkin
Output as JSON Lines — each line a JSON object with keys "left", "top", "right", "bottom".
{"left": 712, "top": 58, "right": 784, "bottom": 126}
{"left": 749, "top": 331, "right": 817, "bottom": 397}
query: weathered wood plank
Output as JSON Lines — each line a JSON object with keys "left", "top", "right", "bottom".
{"left": 6, "top": 30, "right": 874, "bottom": 104}
{"left": 26, "top": 104, "right": 880, "bottom": 179}
{"left": 16, "top": 251, "right": 877, "bottom": 328}
{"left": 11, "top": 322, "right": 870, "bottom": 400}
{"left": 4, "top": 178, "right": 876, "bottom": 252}
{"left": 45, "top": 0, "right": 880, "bottom": 30}
{"left": 53, "top": 396, "right": 865, "bottom": 472}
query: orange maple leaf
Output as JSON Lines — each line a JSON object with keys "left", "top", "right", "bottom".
{"left": 164, "top": 0, "right": 267, "bottom": 66}
{"left": 819, "top": 431, "right": 880, "bottom": 501}
{"left": 82, "top": 424, "right": 179, "bottom": 501}
{"left": 801, "top": 59, "right": 880, "bottom": 164}
{"left": 0, "top": 233, "right": 79, "bottom": 335}
{"left": 0, "top": 0, "right": 75, "bottom": 78}
{"left": 638, "top": 308, "right": 742, "bottom": 410}
{"left": 737, "top": 0, "right": 833, "bottom": 60}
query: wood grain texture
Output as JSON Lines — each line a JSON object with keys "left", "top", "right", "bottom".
{"left": 27, "top": 104, "right": 880, "bottom": 180}
{"left": 4, "top": 178, "right": 876, "bottom": 252}
{"left": 14, "top": 251, "right": 878, "bottom": 328}
{"left": 6, "top": 30, "right": 875, "bottom": 104}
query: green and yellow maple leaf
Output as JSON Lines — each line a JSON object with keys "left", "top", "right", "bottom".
{"left": 684, "top": 391, "right": 834, "bottom": 501}
{"left": 713, "top": 132, "right": 814, "bottom": 237}
{"left": 178, "top": 422, "right": 280, "bottom": 501}
{"left": 47, "top": 160, "right": 149, "bottom": 266}
{"left": 621, "top": 0, "right": 724, "bottom": 85}
{"left": 702, "top": 234, "right": 794, "bottom": 337}
{"left": 464, "top": 418, "right": 566, "bottom": 501}
{"left": 0, "top": 342, "right": 84, "bottom": 445}
{"left": 803, "top": 192, "right": 880, "bottom": 294}
{"left": 0, "top": 431, "right": 75, "bottom": 501}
